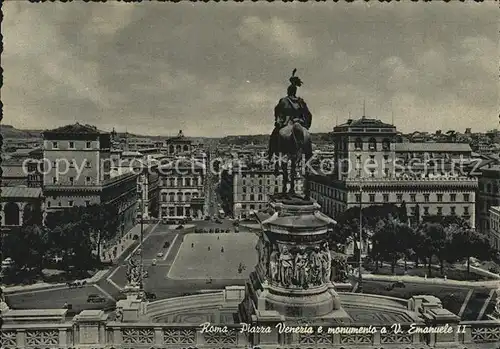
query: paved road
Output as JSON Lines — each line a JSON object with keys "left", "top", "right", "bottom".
{"left": 5, "top": 284, "right": 115, "bottom": 313}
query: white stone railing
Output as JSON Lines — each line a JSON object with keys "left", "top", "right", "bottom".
{"left": 3, "top": 320, "right": 500, "bottom": 348}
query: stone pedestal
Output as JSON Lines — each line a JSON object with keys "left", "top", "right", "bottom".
{"left": 409, "top": 295, "right": 461, "bottom": 347}
{"left": 74, "top": 310, "right": 107, "bottom": 346}
{"left": 117, "top": 285, "right": 145, "bottom": 322}
{"left": 239, "top": 194, "right": 351, "bottom": 331}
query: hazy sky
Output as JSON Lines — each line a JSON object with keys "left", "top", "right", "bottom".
{"left": 3, "top": 2, "right": 498, "bottom": 137}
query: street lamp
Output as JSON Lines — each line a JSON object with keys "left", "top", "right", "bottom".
{"left": 358, "top": 184, "right": 363, "bottom": 293}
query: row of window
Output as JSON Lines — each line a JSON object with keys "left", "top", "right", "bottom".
{"left": 490, "top": 216, "right": 500, "bottom": 233}
{"left": 160, "top": 192, "right": 200, "bottom": 202}
{"left": 479, "top": 181, "right": 500, "bottom": 194}
{"left": 47, "top": 200, "right": 90, "bottom": 208}
{"left": 238, "top": 203, "right": 265, "bottom": 211}
{"left": 167, "top": 144, "right": 190, "bottom": 153}
{"left": 51, "top": 141, "right": 93, "bottom": 149}
{"left": 51, "top": 176, "right": 94, "bottom": 185}
{"left": 161, "top": 206, "right": 196, "bottom": 217}
{"left": 353, "top": 137, "right": 391, "bottom": 151}
{"left": 242, "top": 186, "right": 277, "bottom": 194}
{"left": 408, "top": 205, "right": 470, "bottom": 217}
{"left": 354, "top": 193, "right": 470, "bottom": 203}
{"left": 310, "top": 183, "right": 347, "bottom": 201}
{"left": 240, "top": 194, "right": 267, "bottom": 202}
{"left": 160, "top": 177, "right": 202, "bottom": 187}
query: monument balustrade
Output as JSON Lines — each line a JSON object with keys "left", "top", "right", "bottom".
{"left": 2, "top": 313, "right": 500, "bottom": 348}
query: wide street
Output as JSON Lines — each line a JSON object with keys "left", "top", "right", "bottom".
{"left": 6, "top": 218, "right": 498, "bottom": 321}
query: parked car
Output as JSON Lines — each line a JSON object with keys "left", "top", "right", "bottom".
{"left": 385, "top": 281, "right": 405, "bottom": 291}
{"left": 157, "top": 252, "right": 164, "bottom": 258}
{"left": 87, "top": 294, "right": 106, "bottom": 303}
{"left": 142, "top": 271, "right": 149, "bottom": 278}
{"left": 204, "top": 216, "right": 211, "bottom": 221}
{"left": 175, "top": 224, "right": 184, "bottom": 230}
{"left": 215, "top": 218, "right": 223, "bottom": 224}
{"left": 163, "top": 241, "right": 170, "bottom": 248}
{"left": 152, "top": 259, "right": 157, "bottom": 266}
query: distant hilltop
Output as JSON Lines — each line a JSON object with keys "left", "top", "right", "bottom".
{"left": 0, "top": 124, "right": 43, "bottom": 139}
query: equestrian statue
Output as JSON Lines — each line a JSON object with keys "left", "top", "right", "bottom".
{"left": 268, "top": 69, "right": 313, "bottom": 199}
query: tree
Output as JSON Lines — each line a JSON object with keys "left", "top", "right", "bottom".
{"left": 399, "top": 201, "right": 408, "bottom": 225}
{"left": 86, "top": 203, "right": 119, "bottom": 259}
{"left": 3, "top": 224, "right": 49, "bottom": 275}
{"left": 417, "top": 222, "right": 447, "bottom": 277}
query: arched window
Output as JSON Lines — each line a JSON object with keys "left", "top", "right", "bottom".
{"left": 4, "top": 202, "right": 20, "bottom": 226}
{"left": 169, "top": 145, "right": 175, "bottom": 154}
{"left": 355, "top": 138, "right": 363, "bottom": 150}
{"left": 368, "top": 138, "right": 377, "bottom": 151}
{"left": 185, "top": 192, "right": 192, "bottom": 202}
{"left": 382, "top": 138, "right": 391, "bottom": 151}
{"left": 183, "top": 145, "right": 189, "bottom": 152}
{"left": 177, "top": 192, "right": 183, "bottom": 202}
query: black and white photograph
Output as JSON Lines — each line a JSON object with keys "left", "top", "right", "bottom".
{"left": 0, "top": 1, "right": 499, "bottom": 348}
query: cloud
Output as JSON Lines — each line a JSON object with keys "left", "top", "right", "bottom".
{"left": 1, "top": 2, "right": 497, "bottom": 136}
{"left": 238, "top": 16, "right": 317, "bottom": 59}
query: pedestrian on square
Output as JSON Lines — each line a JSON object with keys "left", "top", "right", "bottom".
{"left": 208, "top": 246, "right": 211, "bottom": 251}
{"left": 192, "top": 243, "right": 194, "bottom": 248}
{"left": 221, "top": 247, "right": 224, "bottom": 253}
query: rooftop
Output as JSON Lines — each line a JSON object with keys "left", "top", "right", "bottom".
{"left": 1, "top": 165, "right": 28, "bottom": 178}
{"left": 1, "top": 187, "right": 43, "bottom": 198}
{"left": 395, "top": 143, "right": 472, "bottom": 152}
{"left": 334, "top": 117, "right": 396, "bottom": 131}
{"left": 43, "top": 123, "right": 103, "bottom": 136}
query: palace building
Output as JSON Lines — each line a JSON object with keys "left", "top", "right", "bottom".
{"left": 227, "top": 162, "right": 303, "bottom": 219}
{"left": 309, "top": 116, "right": 477, "bottom": 227}
{"left": 42, "top": 123, "right": 139, "bottom": 235}
{"left": 158, "top": 158, "right": 205, "bottom": 220}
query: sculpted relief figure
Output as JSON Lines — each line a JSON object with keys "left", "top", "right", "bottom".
{"left": 126, "top": 258, "right": 141, "bottom": 286}
{"left": 320, "top": 243, "right": 332, "bottom": 283}
{"left": 269, "top": 245, "right": 280, "bottom": 283}
{"left": 279, "top": 246, "right": 294, "bottom": 287}
{"left": 331, "top": 254, "right": 349, "bottom": 283}
{"left": 308, "top": 247, "right": 323, "bottom": 286}
{"left": 294, "top": 247, "right": 308, "bottom": 288}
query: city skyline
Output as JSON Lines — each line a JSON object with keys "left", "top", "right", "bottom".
{"left": 3, "top": 2, "right": 498, "bottom": 137}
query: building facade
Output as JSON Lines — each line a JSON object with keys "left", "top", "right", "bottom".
{"left": 309, "top": 117, "right": 477, "bottom": 227}
{"left": 477, "top": 165, "right": 500, "bottom": 234}
{"left": 42, "top": 123, "right": 138, "bottom": 237}
{"left": 232, "top": 167, "right": 303, "bottom": 219}
{"left": 489, "top": 206, "right": 500, "bottom": 251}
{"left": 165, "top": 130, "right": 192, "bottom": 156}
{"left": 158, "top": 159, "right": 205, "bottom": 220}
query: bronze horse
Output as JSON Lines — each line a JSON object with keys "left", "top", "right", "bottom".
{"left": 271, "top": 96, "right": 313, "bottom": 198}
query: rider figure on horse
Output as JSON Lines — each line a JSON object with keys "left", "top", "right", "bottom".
{"left": 268, "top": 69, "right": 312, "bottom": 161}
